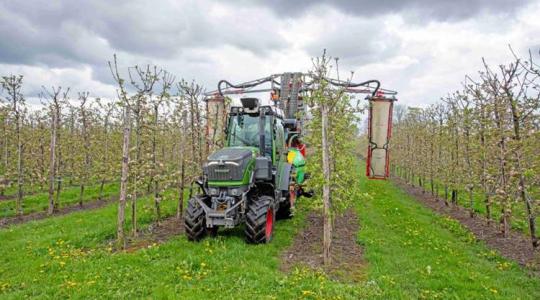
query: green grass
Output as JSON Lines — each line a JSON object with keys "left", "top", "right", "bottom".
{"left": 1, "top": 181, "right": 81, "bottom": 197}
{"left": 358, "top": 176, "right": 540, "bottom": 299}
{"left": 0, "top": 166, "right": 538, "bottom": 299}
{"left": 0, "top": 187, "right": 375, "bottom": 299}
{"left": 0, "top": 183, "right": 119, "bottom": 218}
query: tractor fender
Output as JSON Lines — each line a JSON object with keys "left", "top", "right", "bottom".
{"left": 278, "top": 163, "right": 292, "bottom": 192}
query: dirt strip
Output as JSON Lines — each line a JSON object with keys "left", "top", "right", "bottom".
{"left": 280, "top": 209, "right": 366, "bottom": 282}
{"left": 392, "top": 177, "right": 540, "bottom": 271}
{"left": 0, "top": 196, "right": 116, "bottom": 228}
{"left": 0, "top": 185, "right": 91, "bottom": 202}
{"left": 0, "top": 192, "right": 36, "bottom": 201}
{"left": 124, "top": 217, "right": 185, "bottom": 252}
{"left": 0, "top": 194, "right": 13, "bottom": 201}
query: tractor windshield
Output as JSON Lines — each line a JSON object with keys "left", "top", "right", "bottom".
{"left": 228, "top": 114, "right": 272, "bottom": 155}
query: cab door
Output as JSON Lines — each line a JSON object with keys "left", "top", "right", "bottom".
{"left": 273, "top": 118, "right": 286, "bottom": 164}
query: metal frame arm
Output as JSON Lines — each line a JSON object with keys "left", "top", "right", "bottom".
{"left": 205, "top": 72, "right": 398, "bottom": 98}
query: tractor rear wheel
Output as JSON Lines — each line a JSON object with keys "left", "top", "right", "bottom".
{"left": 245, "top": 196, "right": 275, "bottom": 244}
{"left": 184, "top": 195, "right": 208, "bottom": 241}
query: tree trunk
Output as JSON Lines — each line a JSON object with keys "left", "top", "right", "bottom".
{"left": 100, "top": 113, "right": 110, "bottom": 201}
{"left": 321, "top": 104, "right": 332, "bottom": 266}
{"left": 79, "top": 185, "right": 85, "bottom": 207}
{"left": 99, "top": 179, "right": 105, "bottom": 201}
{"left": 501, "top": 207, "right": 510, "bottom": 238}
{"left": 463, "top": 125, "right": 474, "bottom": 218}
{"left": 507, "top": 97, "right": 538, "bottom": 248}
{"left": 189, "top": 97, "right": 196, "bottom": 167}
{"left": 16, "top": 142, "right": 23, "bottom": 216}
{"left": 485, "top": 193, "right": 492, "bottom": 224}
{"left": 177, "top": 162, "right": 185, "bottom": 219}
{"left": 2, "top": 117, "right": 7, "bottom": 175}
{"left": 468, "top": 188, "right": 474, "bottom": 218}
{"left": 522, "top": 190, "right": 538, "bottom": 248}
{"left": 117, "top": 106, "right": 131, "bottom": 249}
{"left": 154, "top": 189, "right": 161, "bottom": 226}
{"left": 194, "top": 98, "right": 203, "bottom": 167}
{"left": 80, "top": 123, "right": 91, "bottom": 207}
{"left": 444, "top": 185, "right": 449, "bottom": 206}
{"left": 55, "top": 178, "right": 62, "bottom": 207}
{"left": 451, "top": 189, "right": 458, "bottom": 205}
{"left": 177, "top": 113, "right": 186, "bottom": 219}
{"left": 152, "top": 105, "right": 161, "bottom": 226}
{"left": 47, "top": 109, "right": 57, "bottom": 215}
{"left": 39, "top": 129, "right": 46, "bottom": 192}
{"left": 494, "top": 100, "right": 509, "bottom": 237}
{"left": 132, "top": 114, "right": 142, "bottom": 237}
{"left": 15, "top": 111, "right": 23, "bottom": 216}
{"left": 479, "top": 108, "right": 490, "bottom": 223}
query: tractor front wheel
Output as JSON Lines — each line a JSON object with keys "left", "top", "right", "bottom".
{"left": 245, "top": 196, "right": 275, "bottom": 244}
{"left": 184, "top": 195, "right": 208, "bottom": 241}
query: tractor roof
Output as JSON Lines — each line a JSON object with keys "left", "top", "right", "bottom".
{"left": 229, "top": 105, "right": 284, "bottom": 119}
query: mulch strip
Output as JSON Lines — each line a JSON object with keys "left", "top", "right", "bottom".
{"left": 0, "top": 196, "right": 116, "bottom": 228}
{"left": 392, "top": 177, "right": 540, "bottom": 271}
{"left": 0, "top": 187, "right": 81, "bottom": 202}
{"left": 0, "top": 193, "right": 25, "bottom": 201}
{"left": 280, "top": 209, "right": 366, "bottom": 282}
{"left": 124, "top": 216, "right": 185, "bottom": 252}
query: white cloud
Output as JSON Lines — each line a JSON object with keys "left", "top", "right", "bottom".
{"left": 0, "top": 64, "right": 116, "bottom": 105}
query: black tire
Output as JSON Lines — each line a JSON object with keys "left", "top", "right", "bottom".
{"left": 276, "top": 197, "right": 292, "bottom": 220}
{"left": 245, "top": 196, "right": 275, "bottom": 244}
{"left": 184, "top": 195, "right": 207, "bottom": 241}
{"left": 278, "top": 186, "right": 297, "bottom": 219}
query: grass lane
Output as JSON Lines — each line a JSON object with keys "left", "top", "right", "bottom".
{"left": 358, "top": 175, "right": 540, "bottom": 299}
{"left": 0, "top": 166, "right": 538, "bottom": 299}
{"left": 0, "top": 183, "right": 119, "bottom": 218}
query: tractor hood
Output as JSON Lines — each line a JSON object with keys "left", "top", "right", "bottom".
{"left": 205, "top": 147, "right": 258, "bottom": 186}
{"left": 207, "top": 147, "right": 257, "bottom": 162}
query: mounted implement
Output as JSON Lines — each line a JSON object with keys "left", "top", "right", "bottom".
{"left": 184, "top": 72, "right": 396, "bottom": 243}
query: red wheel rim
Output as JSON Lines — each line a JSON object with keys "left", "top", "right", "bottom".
{"left": 265, "top": 208, "right": 273, "bottom": 241}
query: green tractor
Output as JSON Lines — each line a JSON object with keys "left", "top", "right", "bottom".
{"left": 183, "top": 72, "right": 394, "bottom": 243}
{"left": 184, "top": 97, "right": 307, "bottom": 243}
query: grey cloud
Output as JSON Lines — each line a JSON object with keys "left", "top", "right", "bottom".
{"left": 304, "top": 18, "right": 402, "bottom": 67}
{"left": 0, "top": 0, "right": 286, "bottom": 70}
{"left": 248, "top": 0, "right": 530, "bottom": 22}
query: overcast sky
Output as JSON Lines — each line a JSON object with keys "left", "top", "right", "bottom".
{"left": 1, "top": 0, "right": 539, "bottom": 107}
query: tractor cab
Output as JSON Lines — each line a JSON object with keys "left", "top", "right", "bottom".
{"left": 226, "top": 98, "right": 286, "bottom": 163}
